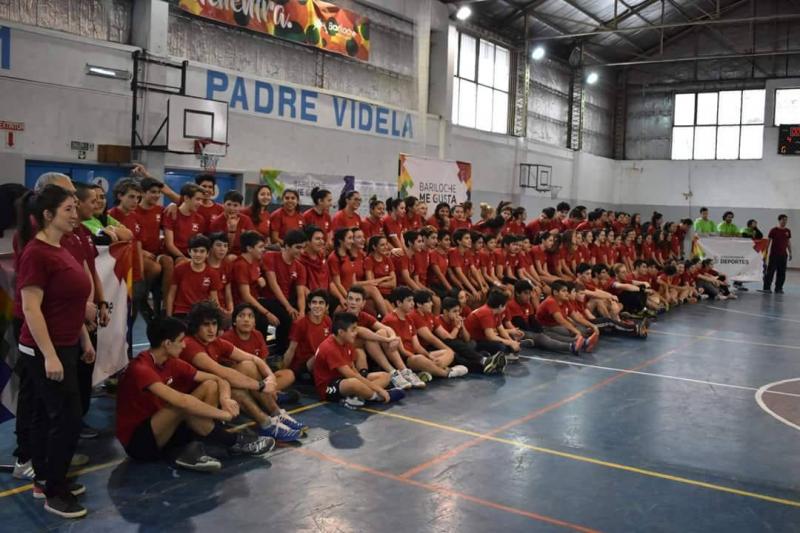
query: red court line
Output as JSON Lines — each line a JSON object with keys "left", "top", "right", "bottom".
{"left": 295, "top": 448, "right": 601, "bottom": 533}
{"left": 400, "top": 342, "right": 695, "bottom": 480}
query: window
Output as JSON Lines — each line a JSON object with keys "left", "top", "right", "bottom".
{"left": 671, "top": 90, "right": 765, "bottom": 160}
{"left": 452, "top": 32, "right": 510, "bottom": 134}
{"left": 775, "top": 88, "right": 800, "bottom": 126}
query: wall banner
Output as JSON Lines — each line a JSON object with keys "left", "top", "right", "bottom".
{"left": 179, "top": 0, "right": 370, "bottom": 61}
{"left": 398, "top": 154, "right": 471, "bottom": 214}
{"left": 696, "top": 237, "right": 765, "bottom": 282}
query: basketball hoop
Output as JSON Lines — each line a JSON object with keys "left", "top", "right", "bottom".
{"left": 194, "top": 138, "right": 227, "bottom": 174}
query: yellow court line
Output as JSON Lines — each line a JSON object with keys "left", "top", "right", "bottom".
{"left": 0, "top": 401, "right": 327, "bottom": 500}
{"left": 362, "top": 408, "right": 800, "bottom": 509}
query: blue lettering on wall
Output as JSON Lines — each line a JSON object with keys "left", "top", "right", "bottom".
{"left": 1, "top": 26, "right": 11, "bottom": 70}
{"left": 204, "top": 69, "right": 412, "bottom": 139}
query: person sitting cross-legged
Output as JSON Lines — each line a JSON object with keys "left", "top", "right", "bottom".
{"left": 115, "top": 317, "right": 275, "bottom": 471}
{"left": 180, "top": 302, "right": 305, "bottom": 442}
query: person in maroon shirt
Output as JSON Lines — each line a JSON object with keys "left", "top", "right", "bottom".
{"left": 506, "top": 280, "right": 580, "bottom": 354}
{"left": 166, "top": 235, "right": 221, "bottom": 318}
{"left": 116, "top": 317, "right": 273, "bottom": 470}
{"left": 181, "top": 302, "right": 305, "bottom": 441}
{"left": 364, "top": 235, "right": 395, "bottom": 315}
{"left": 16, "top": 185, "right": 94, "bottom": 518}
{"left": 241, "top": 184, "right": 272, "bottom": 242}
{"left": 230, "top": 231, "right": 280, "bottom": 335}
{"left": 133, "top": 177, "right": 175, "bottom": 310}
{"left": 535, "top": 281, "right": 597, "bottom": 351}
{"left": 206, "top": 232, "right": 234, "bottom": 315}
{"left": 298, "top": 225, "right": 331, "bottom": 305}
{"left": 208, "top": 190, "right": 254, "bottom": 256}
{"left": 261, "top": 229, "right": 307, "bottom": 354}
{"left": 312, "top": 312, "right": 398, "bottom": 409}
{"left": 270, "top": 189, "right": 304, "bottom": 245}
{"left": 194, "top": 174, "right": 225, "bottom": 222}
{"left": 302, "top": 187, "right": 333, "bottom": 245}
{"left": 163, "top": 183, "right": 207, "bottom": 261}
{"left": 427, "top": 202, "right": 450, "bottom": 231}
{"left": 428, "top": 230, "right": 453, "bottom": 297}
{"left": 464, "top": 290, "right": 520, "bottom": 357}
{"left": 431, "top": 296, "right": 506, "bottom": 374}
{"left": 283, "top": 289, "right": 332, "bottom": 375}
{"left": 360, "top": 196, "right": 385, "bottom": 241}
{"left": 328, "top": 227, "right": 357, "bottom": 307}
{"left": 331, "top": 190, "right": 362, "bottom": 232}
{"left": 402, "top": 196, "right": 425, "bottom": 231}
{"left": 382, "top": 198, "right": 407, "bottom": 251}
{"left": 449, "top": 204, "right": 471, "bottom": 233}
{"left": 762, "top": 214, "right": 792, "bottom": 293}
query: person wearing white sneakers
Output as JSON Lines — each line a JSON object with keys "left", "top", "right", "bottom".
{"left": 382, "top": 286, "right": 468, "bottom": 381}
{"left": 344, "top": 285, "right": 426, "bottom": 390}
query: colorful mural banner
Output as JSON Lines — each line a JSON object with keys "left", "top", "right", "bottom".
{"left": 179, "top": 0, "right": 370, "bottom": 61}
{"left": 398, "top": 154, "right": 472, "bottom": 214}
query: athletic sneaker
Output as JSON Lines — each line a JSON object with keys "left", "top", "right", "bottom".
{"left": 386, "top": 388, "right": 406, "bottom": 403}
{"left": 173, "top": 441, "right": 222, "bottom": 472}
{"left": 519, "top": 338, "right": 535, "bottom": 349}
{"left": 44, "top": 492, "right": 87, "bottom": 519}
{"left": 33, "top": 481, "right": 86, "bottom": 499}
{"left": 13, "top": 459, "right": 34, "bottom": 480}
{"left": 447, "top": 365, "right": 469, "bottom": 378}
{"left": 570, "top": 337, "right": 583, "bottom": 356}
{"left": 79, "top": 423, "right": 99, "bottom": 440}
{"left": 390, "top": 369, "right": 413, "bottom": 390}
{"left": 776, "top": 289, "right": 785, "bottom": 294}
{"left": 585, "top": 330, "right": 600, "bottom": 353}
{"left": 340, "top": 396, "right": 365, "bottom": 410}
{"left": 494, "top": 352, "right": 508, "bottom": 374}
{"left": 228, "top": 434, "right": 276, "bottom": 457}
{"left": 757, "top": 288, "right": 772, "bottom": 294}
{"left": 505, "top": 351, "right": 520, "bottom": 363}
{"left": 482, "top": 351, "right": 506, "bottom": 374}
{"left": 260, "top": 420, "right": 302, "bottom": 442}
{"left": 277, "top": 409, "right": 308, "bottom": 432}
{"left": 277, "top": 389, "right": 300, "bottom": 405}
{"left": 400, "top": 368, "right": 426, "bottom": 389}
{"left": 417, "top": 371, "right": 434, "bottom": 383}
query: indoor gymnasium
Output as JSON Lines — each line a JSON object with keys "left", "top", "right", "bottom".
{"left": 1, "top": 0, "right": 800, "bottom": 531}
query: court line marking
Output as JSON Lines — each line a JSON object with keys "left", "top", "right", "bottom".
{"left": 755, "top": 378, "right": 800, "bottom": 433}
{"left": 398, "top": 342, "right": 695, "bottom": 480}
{"left": 705, "top": 305, "right": 800, "bottom": 324}
{"left": 518, "top": 355, "right": 800, "bottom": 399}
{"left": 0, "top": 401, "right": 326, "bottom": 499}
{"left": 648, "top": 329, "right": 800, "bottom": 351}
{"left": 294, "top": 447, "right": 600, "bottom": 533}
{"left": 362, "top": 407, "right": 800, "bottom": 509}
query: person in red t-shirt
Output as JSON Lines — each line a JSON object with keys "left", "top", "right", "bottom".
{"left": 360, "top": 197, "right": 385, "bottom": 241}
{"left": 578, "top": 263, "right": 625, "bottom": 322}
{"left": 331, "top": 190, "right": 363, "bottom": 232}
{"left": 116, "top": 317, "right": 273, "bottom": 469}
{"left": 382, "top": 198, "right": 407, "bottom": 251}
{"left": 283, "top": 290, "right": 332, "bottom": 376}
{"left": 166, "top": 235, "right": 221, "bottom": 318}
{"left": 364, "top": 235, "right": 395, "bottom": 315}
{"left": 108, "top": 179, "right": 145, "bottom": 274}
{"left": 206, "top": 232, "right": 234, "bottom": 315}
{"left": 409, "top": 290, "right": 456, "bottom": 358}
{"left": 241, "top": 184, "right": 273, "bottom": 242}
{"left": 194, "top": 174, "right": 225, "bottom": 222}
{"left": 414, "top": 227, "right": 436, "bottom": 287}
{"left": 762, "top": 214, "right": 792, "bottom": 293}
{"left": 479, "top": 234, "right": 503, "bottom": 290}
{"left": 506, "top": 280, "right": 579, "bottom": 355}
{"left": 181, "top": 302, "right": 305, "bottom": 441}
{"left": 163, "top": 183, "right": 207, "bottom": 261}
{"left": 344, "top": 285, "right": 425, "bottom": 389}
{"left": 448, "top": 229, "right": 482, "bottom": 304}
{"left": 531, "top": 233, "right": 560, "bottom": 285}
{"left": 450, "top": 204, "right": 471, "bottom": 233}
{"left": 298, "top": 225, "right": 331, "bottom": 305}
{"left": 464, "top": 290, "right": 521, "bottom": 357}
{"left": 426, "top": 230, "right": 452, "bottom": 297}
{"left": 261, "top": 229, "right": 308, "bottom": 354}
{"left": 270, "top": 189, "right": 304, "bottom": 245}
{"left": 402, "top": 196, "right": 425, "bottom": 232}
{"left": 230, "top": 231, "right": 280, "bottom": 336}
{"left": 432, "top": 296, "right": 507, "bottom": 374}
{"left": 134, "top": 176, "right": 175, "bottom": 308}
{"left": 208, "top": 190, "right": 254, "bottom": 256}
{"left": 384, "top": 286, "right": 467, "bottom": 380}
{"left": 395, "top": 230, "right": 423, "bottom": 291}
{"left": 328, "top": 227, "right": 363, "bottom": 308}
{"left": 312, "top": 312, "right": 396, "bottom": 408}
{"left": 535, "top": 281, "right": 598, "bottom": 350}
{"left": 302, "top": 187, "right": 333, "bottom": 245}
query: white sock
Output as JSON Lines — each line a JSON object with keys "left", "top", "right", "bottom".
{"left": 368, "top": 392, "right": 380, "bottom": 401}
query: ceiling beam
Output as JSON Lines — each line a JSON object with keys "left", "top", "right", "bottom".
{"left": 554, "top": 0, "right": 646, "bottom": 52}
{"left": 498, "top": 0, "right": 548, "bottom": 25}
{"left": 587, "top": 47, "right": 800, "bottom": 67}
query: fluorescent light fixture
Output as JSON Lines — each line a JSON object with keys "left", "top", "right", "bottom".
{"left": 531, "top": 46, "right": 546, "bottom": 60}
{"left": 586, "top": 71, "right": 599, "bottom": 84}
{"left": 86, "top": 64, "right": 131, "bottom": 80}
{"left": 456, "top": 6, "right": 472, "bottom": 20}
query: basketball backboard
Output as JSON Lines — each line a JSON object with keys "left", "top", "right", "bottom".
{"left": 167, "top": 95, "right": 229, "bottom": 155}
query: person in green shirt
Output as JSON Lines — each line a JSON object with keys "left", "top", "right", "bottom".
{"left": 741, "top": 219, "right": 764, "bottom": 240}
{"left": 693, "top": 207, "right": 717, "bottom": 234}
{"left": 717, "top": 211, "right": 740, "bottom": 237}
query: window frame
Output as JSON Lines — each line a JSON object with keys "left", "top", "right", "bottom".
{"left": 774, "top": 88, "right": 800, "bottom": 127}
{"left": 671, "top": 90, "right": 764, "bottom": 161}
{"left": 452, "top": 30, "right": 511, "bottom": 135}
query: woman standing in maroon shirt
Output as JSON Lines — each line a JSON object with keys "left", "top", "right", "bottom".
{"left": 17, "top": 185, "right": 94, "bottom": 518}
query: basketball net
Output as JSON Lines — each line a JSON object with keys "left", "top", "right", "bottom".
{"left": 194, "top": 139, "right": 225, "bottom": 174}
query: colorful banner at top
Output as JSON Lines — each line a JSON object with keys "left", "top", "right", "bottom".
{"left": 179, "top": 0, "right": 370, "bottom": 61}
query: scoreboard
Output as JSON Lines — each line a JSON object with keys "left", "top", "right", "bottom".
{"left": 778, "top": 124, "right": 800, "bottom": 155}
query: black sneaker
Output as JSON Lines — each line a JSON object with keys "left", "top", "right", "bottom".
{"left": 44, "top": 492, "right": 87, "bottom": 519}
{"left": 481, "top": 351, "right": 503, "bottom": 374}
{"left": 79, "top": 423, "right": 99, "bottom": 440}
{"left": 173, "top": 441, "right": 222, "bottom": 472}
{"left": 33, "top": 480, "right": 86, "bottom": 500}
{"left": 277, "top": 389, "right": 300, "bottom": 405}
{"left": 228, "top": 433, "right": 276, "bottom": 457}
{"left": 757, "top": 288, "right": 772, "bottom": 294}
{"left": 775, "top": 289, "right": 785, "bottom": 294}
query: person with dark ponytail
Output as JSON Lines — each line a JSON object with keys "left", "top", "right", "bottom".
{"left": 360, "top": 195, "right": 385, "bottom": 240}
{"left": 403, "top": 196, "right": 424, "bottom": 231}
{"left": 302, "top": 187, "right": 333, "bottom": 244}
{"left": 269, "top": 189, "right": 303, "bottom": 246}
{"left": 382, "top": 197, "right": 407, "bottom": 251}
{"left": 331, "top": 189, "right": 362, "bottom": 231}
{"left": 17, "top": 185, "right": 94, "bottom": 518}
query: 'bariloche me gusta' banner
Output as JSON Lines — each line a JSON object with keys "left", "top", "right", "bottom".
{"left": 398, "top": 154, "right": 472, "bottom": 214}
{"left": 695, "top": 237, "right": 765, "bottom": 282}
{"left": 179, "top": 0, "right": 370, "bottom": 61}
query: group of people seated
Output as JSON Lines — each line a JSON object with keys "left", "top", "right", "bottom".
{"left": 10, "top": 166, "right": 764, "bottom": 518}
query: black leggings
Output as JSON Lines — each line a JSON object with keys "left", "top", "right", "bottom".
{"left": 25, "top": 344, "right": 83, "bottom": 497}
{"left": 511, "top": 316, "right": 574, "bottom": 354}
{"left": 258, "top": 298, "right": 291, "bottom": 355}
{"left": 593, "top": 317, "right": 638, "bottom": 337}
{"left": 619, "top": 289, "right": 647, "bottom": 313}
{"left": 12, "top": 318, "right": 32, "bottom": 463}
{"left": 442, "top": 339, "right": 487, "bottom": 373}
